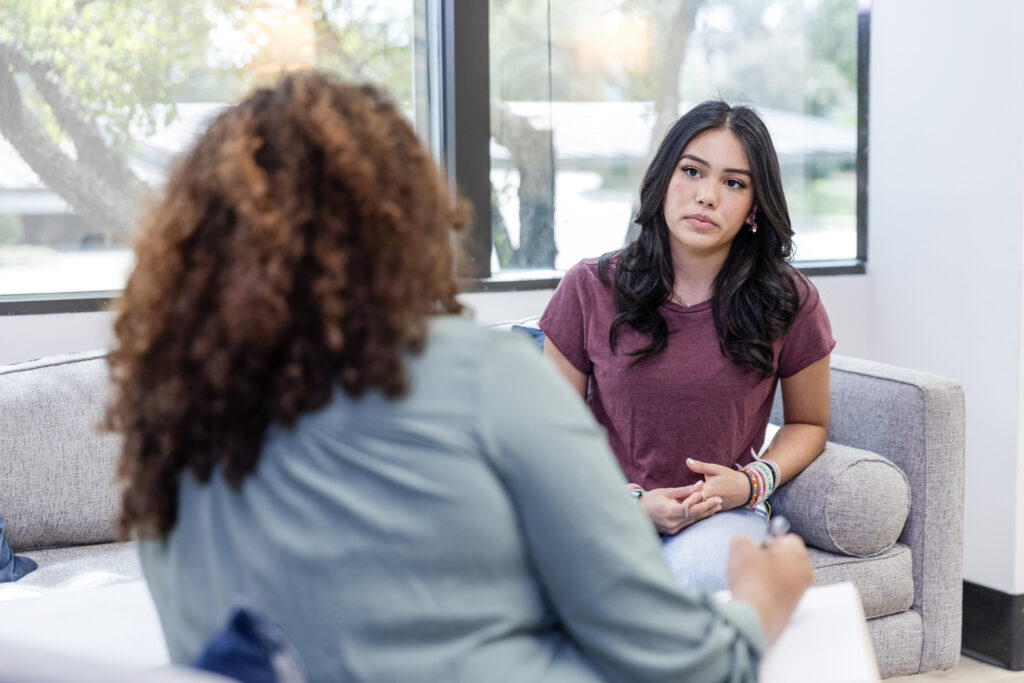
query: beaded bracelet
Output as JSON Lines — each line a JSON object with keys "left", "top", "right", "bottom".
{"left": 752, "top": 465, "right": 768, "bottom": 500}
{"left": 741, "top": 457, "right": 781, "bottom": 509}
{"left": 744, "top": 468, "right": 761, "bottom": 507}
{"left": 751, "top": 461, "right": 774, "bottom": 498}
{"left": 626, "top": 482, "right": 646, "bottom": 502}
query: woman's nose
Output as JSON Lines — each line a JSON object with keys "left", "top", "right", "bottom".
{"left": 697, "top": 184, "right": 717, "bottom": 208}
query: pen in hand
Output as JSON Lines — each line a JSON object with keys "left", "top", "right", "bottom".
{"left": 763, "top": 515, "right": 791, "bottom": 546}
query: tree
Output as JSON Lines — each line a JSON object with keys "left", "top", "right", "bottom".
{"left": 0, "top": 0, "right": 209, "bottom": 244}
{"left": 0, "top": 0, "right": 415, "bottom": 248}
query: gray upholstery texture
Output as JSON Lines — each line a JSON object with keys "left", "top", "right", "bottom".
{"left": 772, "top": 355, "right": 965, "bottom": 676}
{"left": 0, "top": 351, "right": 122, "bottom": 551}
{"left": 867, "top": 609, "right": 924, "bottom": 678}
{"left": 773, "top": 442, "right": 911, "bottom": 557}
{"left": 808, "top": 544, "right": 913, "bottom": 619}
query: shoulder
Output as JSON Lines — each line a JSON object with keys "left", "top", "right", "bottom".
{"left": 564, "top": 255, "right": 604, "bottom": 282}
{"left": 426, "top": 315, "right": 544, "bottom": 366}
{"left": 559, "top": 254, "right": 619, "bottom": 293}
{"left": 408, "top": 316, "right": 553, "bottom": 410}
{"left": 427, "top": 315, "right": 545, "bottom": 366}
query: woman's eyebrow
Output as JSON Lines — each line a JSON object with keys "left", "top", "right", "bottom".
{"left": 680, "top": 153, "right": 752, "bottom": 177}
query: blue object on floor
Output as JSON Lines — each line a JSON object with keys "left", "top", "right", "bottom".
{"left": 194, "top": 605, "right": 306, "bottom": 683}
{"left": 0, "top": 516, "right": 37, "bottom": 582}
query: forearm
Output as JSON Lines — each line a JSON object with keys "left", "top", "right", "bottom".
{"left": 763, "top": 422, "right": 827, "bottom": 486}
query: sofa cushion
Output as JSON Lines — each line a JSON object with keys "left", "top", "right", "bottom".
{"left": 0, "top": 579, "right": 172, "bottom": 674}
{"left": 1, "top": 542, "right": 141, "bottom": 598}
{"left": 771, "top": 441, "right": 911, "bottom": 557}
{"left": 809, "top": 544, "right": 914, "bottom": 619}
{"left": 0, "top": 351, "right": 122, "bottom": 552}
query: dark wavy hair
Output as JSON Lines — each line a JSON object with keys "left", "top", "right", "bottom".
{"left": 105, "top": 71, "right": 469, "bottom": 540}
{"left": 600, "top": 100, "right": 806, "bottom": 377}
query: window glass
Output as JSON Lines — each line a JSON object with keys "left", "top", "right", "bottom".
{"left": 489, "top": 0, "right": 859, "bottom": 273}
{"left": 0, "top": 0, "right": 422, "bottom": 297}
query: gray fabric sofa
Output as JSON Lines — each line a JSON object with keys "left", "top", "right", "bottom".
{"left": 0, "top": 343, "right": 965, "bottom": 678}
{"left": 771, "top": 355, "right": 965, "bottom": 677}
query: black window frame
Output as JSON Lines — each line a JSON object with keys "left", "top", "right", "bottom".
{"left": 0, "top": 0, "right": 868, "bottom": 314}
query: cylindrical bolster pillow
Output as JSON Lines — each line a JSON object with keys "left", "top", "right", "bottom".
{"left": 771, "top": 441, "right": 911, "bottom": 557}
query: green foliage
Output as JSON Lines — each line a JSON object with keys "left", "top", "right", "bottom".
{"left": 686, "top": 0, "right": 858, "bottom": 118}
{"left": 489, "top": 0, "right": 857, "bottom": 118}
{"left": 0, "top": 0, "right": 213, "bottom": 152}
{"left": 311, "top": 0, "right": 414, "bottom": 105}
{"left": 0, "top": 214, "right": 24, "bottom": 246}
{"left": 0, "top": 0, "right": 416, "bottom": 152}
{"left": 784, "top": 172, "right": 857, "bottom": 217}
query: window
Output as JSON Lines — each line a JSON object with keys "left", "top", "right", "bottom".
{"left": 486, "top": 0, "right": 867, "bottom": 282}
{"left": 0, "top": 0, "right": 867, "bottom": 309}
{"left": 0, "top": 0, "right": 424, "bottom": 302}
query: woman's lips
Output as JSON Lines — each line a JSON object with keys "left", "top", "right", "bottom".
{"left": 685, "top": 215, "right": 717, "bottom": 230}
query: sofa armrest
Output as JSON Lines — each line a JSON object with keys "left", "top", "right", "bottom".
{"left": 772, "top": 441, "right": 910, "bottom": 557}
{"left": 772, "top": 353, "right": 965, "bottom": 671}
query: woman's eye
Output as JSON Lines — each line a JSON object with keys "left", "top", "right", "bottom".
{"left": 725, "top": 179, "right": 747, "bottom": 189}
{"left": 682, "top": 166, "right": 700, "bottom": 177}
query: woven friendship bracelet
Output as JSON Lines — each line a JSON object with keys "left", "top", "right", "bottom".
{"left": 741, "top": 458, "right": 779, "bottom": 509}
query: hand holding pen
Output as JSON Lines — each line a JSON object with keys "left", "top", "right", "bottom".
{"left": 763, "top": 514, "right": 791, "bottom": 546}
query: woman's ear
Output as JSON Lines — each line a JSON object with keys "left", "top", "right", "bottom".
{"left": 746, "top": 201, "right": 759, "bottom": 224}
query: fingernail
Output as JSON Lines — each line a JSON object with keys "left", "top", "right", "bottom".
{"left": 714, "top": 498, "right": 722, "bottom": 505}
{"left": 687, "top": 458, "right": 694, "bottom": 464}
{"left": 696, "top": 480, "right": 704, "bottom": 488}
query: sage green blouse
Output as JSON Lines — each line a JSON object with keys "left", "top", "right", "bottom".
{"left": 138, "top": 316, "right": 764, "bottom": 682}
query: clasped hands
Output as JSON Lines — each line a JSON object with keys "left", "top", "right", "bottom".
{"left": 638, "top": 458, "right": 751, "bottom": 535}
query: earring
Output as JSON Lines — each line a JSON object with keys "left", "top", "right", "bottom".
{"left": 749, "top": 220, "right": 758, "bottom": 234}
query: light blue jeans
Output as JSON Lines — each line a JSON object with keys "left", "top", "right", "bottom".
{"left": 660, "top": 507, "right": 768, "bottom": 592}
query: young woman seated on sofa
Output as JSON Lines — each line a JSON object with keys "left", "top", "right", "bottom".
{"left": 541, "top": 101, "right": 834, "bottom": 592}
{"left": 105, "top": 71, "right": 813, "bottom": 683}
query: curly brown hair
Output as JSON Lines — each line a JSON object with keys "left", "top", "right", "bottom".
{"left": 105, "top": 71, "right": 469, "bottom": 540}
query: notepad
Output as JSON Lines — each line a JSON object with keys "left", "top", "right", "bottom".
{"left": 717, "top": 581, "right": 880, "bottom": 683}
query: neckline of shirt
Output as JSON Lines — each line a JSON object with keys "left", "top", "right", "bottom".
{"left": 661, "top": 298, "right": 712, "bottom": 314}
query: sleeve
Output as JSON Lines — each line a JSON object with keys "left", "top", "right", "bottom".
{"left": 538, "top": 261, "right": 594, "bottom": 375}
{"left": 776, "top": 275, "right": 837, "bottom": 379}
{"left": 478, "top": 334, "right": 765, "bottom": 683}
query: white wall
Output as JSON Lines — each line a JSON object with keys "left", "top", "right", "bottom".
{"left": 0, "top": 312, "right": 112, "bottom": 366}
{"left": 459, "top": 289, "right": 556, "bottom": 326}
{"left": 3, "top": 0, "right": 1024, "bottom": 596}
{"left": 0, "top": 291, "right": 559, "bottom": 367}
{"left": 845, "top": 0, "right": 1024, "bottom": 595}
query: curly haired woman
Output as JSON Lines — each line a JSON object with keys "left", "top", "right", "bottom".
{"left": 106, "top": 71, "right": 812, "bottom": 683}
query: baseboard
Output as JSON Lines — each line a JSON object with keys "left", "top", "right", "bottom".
{"left": 961, "top": 581, "right": 1024, "bottom": 670}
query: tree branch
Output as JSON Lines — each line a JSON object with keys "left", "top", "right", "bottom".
{"left": 0, "top": 61, "right": 136, "bottom": 240}
{"left": 490, "top": 97, "right": 556, "bottom": 268}
{"left": 0, "top": 41, "right": 146, "bottom": 204}
{"left": 648, "top": 0, "right": 704, "bottom": 157}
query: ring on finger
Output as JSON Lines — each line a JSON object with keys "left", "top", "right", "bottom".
{"left": 684, "top": 508, "right": 689, "bottom": 519}
{"left": 700, "top": 490, "right": 707, "bottom": 502}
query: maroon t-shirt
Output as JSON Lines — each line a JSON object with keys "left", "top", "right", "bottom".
{"left": 539, "top": 257, "right": 835, "bottom": 490}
